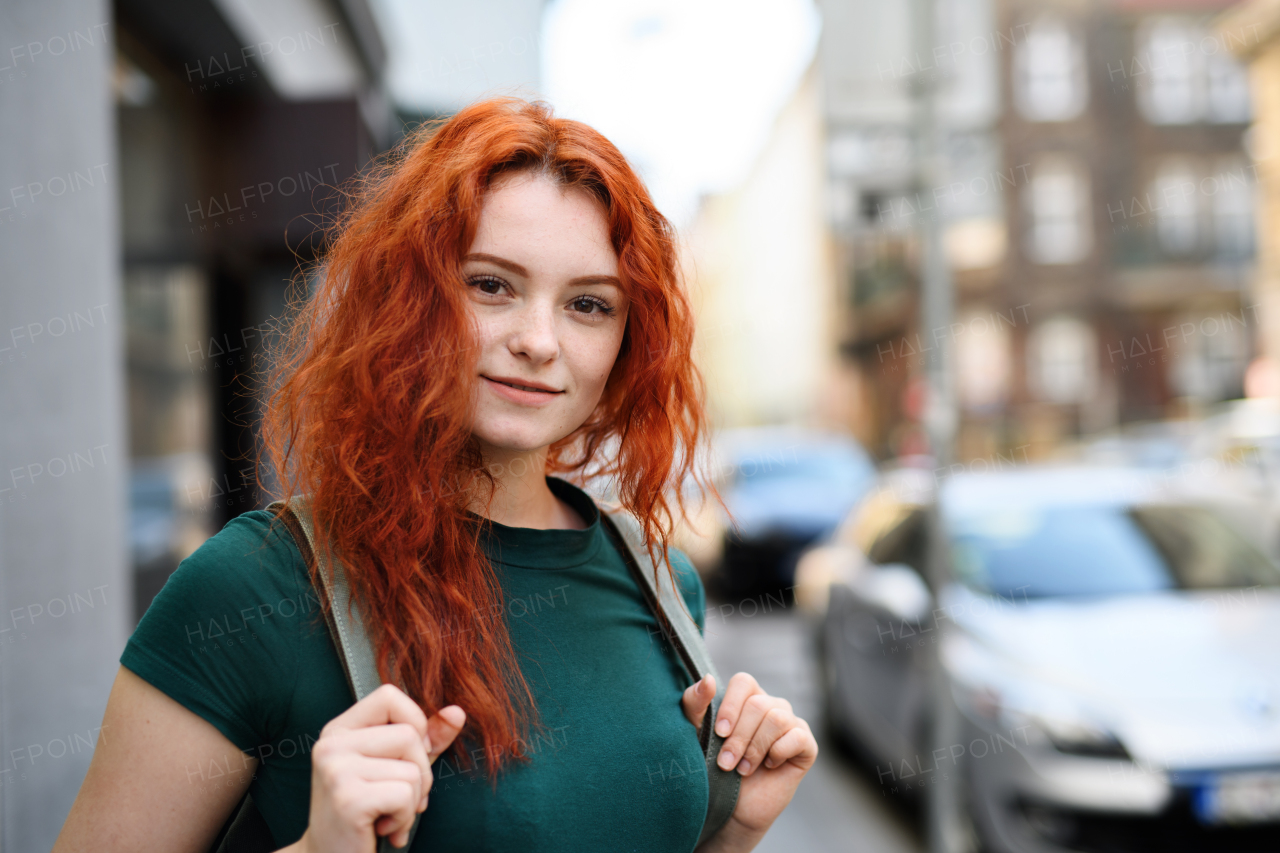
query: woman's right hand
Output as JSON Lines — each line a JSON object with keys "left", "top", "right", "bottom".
{"left": 296, "top": 684, "right": 466, "bottom": 853}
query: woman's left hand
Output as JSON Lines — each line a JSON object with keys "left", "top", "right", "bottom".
{"left": 681, "top": 672, "right": 818, "bottom": 852}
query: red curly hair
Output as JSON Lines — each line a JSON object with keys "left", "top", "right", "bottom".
{"left": 261, "top": 97, "right": 713, "bottom": 772}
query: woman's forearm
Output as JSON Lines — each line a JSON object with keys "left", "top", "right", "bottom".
{"left": 695, "top": 816, "right": 766, "bottom": 853}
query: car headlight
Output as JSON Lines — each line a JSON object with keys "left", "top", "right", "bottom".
{"left": 953, "top": 680, "right": 1131, "bottom": 760}
{"left": 945, "top": 636, "right": 1131, "bottom": 760}
{"left": 1023, "top": 713, "right": 1131, "bottom": 760}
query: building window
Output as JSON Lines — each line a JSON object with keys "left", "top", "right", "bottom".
{"left": 1211, "top": 157, "right": 1256, "bottom": 261}
{"left": 1025, "top": 156, "right": 1091, "bottom": 264}
{"left": 1170, "top": 310, "right": 1247, "bottom": 401}
{"left": 1151, "top": 160, "right": 1199, "bottom": 255}
{"left": 1027, "top": 316, "right": 1096, "bottom": 404}
{"left": 955, "top": 307, "right": 1012, "bottom": 411}
{"left": 1013, "top": 17, "right": 1088, "bottom": 122}
{"left": 1139, "top": 19, "right": 1200, "bottom": 124}
{"left": 1206, "top": 51, "right": 1251, "bottom": 123}
{"left": 1137, "top": 17, "right": 1250, "bottom": 125}
{"left": 1143, "top": 158, "right": 1255, "bottom": 261}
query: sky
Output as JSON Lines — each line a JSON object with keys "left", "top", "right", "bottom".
{"left": 375, "top": 0, "right": 821, "bottom": 228}
{"left": 543, "top": 0, "right": 821, "bottom": 225}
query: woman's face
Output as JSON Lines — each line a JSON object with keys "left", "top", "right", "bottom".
{"left": 462, "top": 171, "right": 628, "bottom": 458}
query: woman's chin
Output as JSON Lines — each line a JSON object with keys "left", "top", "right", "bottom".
{"left": 473, "top": 430, "right": 556, "bottom": 460}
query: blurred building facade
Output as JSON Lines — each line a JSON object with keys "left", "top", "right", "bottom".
{"left": 1222, "top": 0, "right": 1280, "bottom": 385}
{"left": 684, "top": 63, "right": 843, "bottom": 428}
{"left": 997, "top": 0, "right": 1254, "bottom": 457}
{"left": 818, "top": 0, "right": 1258, "bottom": 461}
{"left": 114, "top": 0, "right": 394, "bottom": 618}
{"left": 816, "top": 0, "right": 1007, "bottom": 460}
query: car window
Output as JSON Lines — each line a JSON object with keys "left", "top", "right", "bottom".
{"left": 866, "top": 508, "right": 928, "bottom": 577}
{"left": 947, "top": 503, "right": 1280, "bottom": 599}
{"left": 733, "top": 445, "right": 873, "bottom": 489}
{"left": 1131, "top": 505, "right": 1280, "bottom": 590}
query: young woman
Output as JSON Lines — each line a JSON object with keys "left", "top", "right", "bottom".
{"left": 53, "top": 98, "right": 816, "bottom": 853}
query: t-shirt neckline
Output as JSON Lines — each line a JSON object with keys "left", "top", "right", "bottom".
{"left": 472, "top": 477, "right": 604, "bottom": 570}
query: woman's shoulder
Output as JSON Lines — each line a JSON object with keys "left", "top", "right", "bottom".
{"left": 121, "top": 509, "right": 319, "bottom": 749}
{"left": 198, "top": 507, "right": 305, "bottom": 566}
{"left": 589, "top": 497, "right": 708, "bottom": 631}
{"left": 155, "top": 509, "right": 310, "bottom": 611}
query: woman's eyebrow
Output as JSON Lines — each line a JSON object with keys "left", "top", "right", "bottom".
{"left": 463, "top": 252, "right": 527, "bottom": 275}
{"left": 464, "top": 253, "right": 622, "bottom": 288}
{"left": 567, "top": 274, "right": 623, "bottom": 287}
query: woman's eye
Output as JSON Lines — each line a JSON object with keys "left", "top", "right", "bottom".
{"left": 570, "top": 296, "right": 614, "bottom": 316}
{"left": 468, "top": 276, "right": 506, "bottom": 296}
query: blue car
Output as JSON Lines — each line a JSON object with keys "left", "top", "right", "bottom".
{"left": 713, "top": 428, "right": 875, "bottom": 600}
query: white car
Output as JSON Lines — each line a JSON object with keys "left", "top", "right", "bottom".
{"left": 809, "top": 465, "right": 1280, "bottom": 853}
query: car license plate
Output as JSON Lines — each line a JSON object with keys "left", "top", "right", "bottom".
{"left": 1195, "top": 771, "right": 1280, "bottom": 825}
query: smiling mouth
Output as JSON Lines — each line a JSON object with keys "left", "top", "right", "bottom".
{"left": 485, "top": 377, "right": 562, "bottom": 394}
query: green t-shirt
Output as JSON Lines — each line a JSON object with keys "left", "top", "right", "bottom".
{"left": 120, "top": 477, "right": 709, "bottom": 852}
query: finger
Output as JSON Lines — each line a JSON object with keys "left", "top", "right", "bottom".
{"left": 325, "top": 723, "right": 433, "bottom": 810}
{"left": 349, "top": 755, "right": 425, "bottom": 803}
{"left": 324, "top": 753, "right": 426, "bottom": 824}
{"left": 374, "top": 816, "right": 411, "bottom": 850}
{"left": 738, "top": 706, "right": 794, "bottom": 775}
{"left": 762, "top": 722, "right": 819, "bottom": 772}
{"left": 373, "top": 799, "right": 416, "bottom": 849}
{"left": 332, "top": 723, "right": 430, "bottom": 763}
{"left": 371, "top": 779, "right": 421, "bottom": 842}
{"left": 717, "top": 692, "right": 777, "bottom": 772}
{"left": 327, "top": 683, "right": 428, "bottom": 738}
{"left": 681, "top": 675, "right": 715, "bottom": 728}
{"left": 425, "top": 705, "right": 466, "bottom": 763}
{"left": 712, "top": 672, "right": 759, "bottom": 739}
{"left": 346, "top": 778, "right": 417, "bottom": 841}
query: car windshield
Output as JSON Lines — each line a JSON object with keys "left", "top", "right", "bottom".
{"left": 732, "top": 447, "right": 871, "bottom": 487}
{"left": 946, "top": 503, "right": 1280, "bottom": 598}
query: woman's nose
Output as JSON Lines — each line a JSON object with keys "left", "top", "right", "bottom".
{"left": 506, "top": 301, "right": 559, "bottom": 364}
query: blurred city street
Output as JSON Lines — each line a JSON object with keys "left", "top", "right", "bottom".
{"left": 704, "top": 604, "right": 924, "bottom": 853}
{"left": 8, "top": 0, "right": 1280, "bottom": 850}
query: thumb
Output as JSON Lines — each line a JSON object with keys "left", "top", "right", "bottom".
{"left": 681, "top": 674, "right": 715, "bottom": 728}
{"left": 425, "top": 705, "right": 466, "bottom": 763}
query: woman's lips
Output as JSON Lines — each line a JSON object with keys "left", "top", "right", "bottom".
{"left": 482, "top": 375, "right": 563, "bottom": 406}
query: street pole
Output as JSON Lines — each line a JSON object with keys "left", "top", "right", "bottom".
{"left": 912, "top": 2, "right": 963, "bottom": 853}
{"left": 913, "top": 0, "right": 956, "bottom": 473}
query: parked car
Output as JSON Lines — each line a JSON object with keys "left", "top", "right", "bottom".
{"left": 710, "top": 427, "right": 875, "bottom": 600}
{"left": 1069, "top": 398, "right": 1280, "bottom": 561}
{"left": 804, "top": 464, "right": 1280, "bottom": 853}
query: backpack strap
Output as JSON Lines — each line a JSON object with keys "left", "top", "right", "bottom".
{"left": 599, "top": 509, "right": 741, "bottom": 849}
{"left": 268, "top": 498, "right": 418, "bottom": 853}
{"left": 266, "top": 498, "right": 739, "bottom": 851}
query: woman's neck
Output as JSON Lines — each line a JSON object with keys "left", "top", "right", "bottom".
{"left": 470, "top": 445, "right": 586, "bottom": 530}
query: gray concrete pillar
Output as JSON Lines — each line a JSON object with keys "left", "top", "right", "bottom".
{"left": 0, "top": 1, "right": 131, "bottom": 849}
